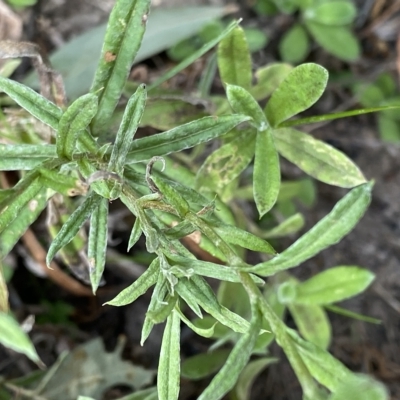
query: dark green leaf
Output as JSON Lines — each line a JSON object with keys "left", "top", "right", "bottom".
{"left": 46, "top": 191, "right": 102, "bottom": 265}
{"left": 217, "top": 26, "right": 252, "bottom": 90}
{"left": 253, "top": 128, "right": 280, "bottom": 217}
{"left": 273, "top": 128, "right": 366, "bottom": 187}
{"left": 250, "top": 182, "right": 372, "bottom": 276}
{"left": 90, "top": 0, "right": 151, "bottom": 135}
{"left": 265, "top": 63, "right": 328, "bottom": 127}
{"left": 88, "top": 197, "right": 109, "bottom": 294}
{"left": 126, "top": 115, "right": 251, "bottom": 163}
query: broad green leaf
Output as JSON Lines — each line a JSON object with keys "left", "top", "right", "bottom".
{"left": 0, "top": 312, "right": 42, "bottom": 365}
{"left": 106, "top": 257, "right": 159, "bottom": 306}
{"left": 328, "top": 374, "right": 389, "bottom": 400}
{"left": 244, "top": 28, "right": 269, "bottom": 52}
{"left": 251, "top": 63, "right": 293, "bottom": 101}
{"left": 181, "top": 349, "right": 230, "bottom": 380}
{"left": 235, "top": 357, "right": 277, "bottom": 400}
{"left": 157, "top": 310, "right": 180, "bottom": 400}
{"left": 306, "top": 22, "right": 360, "bottom": 61}
{"left": 88, "top": 197, "right": 109, "bottom": 294}
{"left": 0, "top": 178, "right": 43, "bottom": 234}
{"left": 289, "top": 303, "right": 331, "bottom": 349}
{"left": 250, "top": 182, "right": 372, "bottom": 276}
{"left": 57, "top": 93, "right": 98, "bottom": 159}
{"left": 287, "top": 328, "right": 352, "bottom": 392}
{"left": 279, "top": 23, "right": 309, "bottom": 63}
{"left": 0, "top": 188, "right": 47, "bottom": 259}
{"left": 126, "top": 115, "right": 251, "bottom": 163}
{"left": 217, "top": 26, "right": 252, "bottom": 90}
{"left": 265, "top": 63, "right": 328, "bottom": 127}
{"left": 273, "top": 128, "right": 366, "bottom": 187}
{"left": 0, "top": 144, "right": 56, "bottom": 171}
{"left": 253, "top": 128, "right": 280, "bottom": 217}
{"left": 90, "top": 0, "right": 150, "bottom": 135}
{"left": 196, "top": 129, "right": 256, "bottom": 191}
{"left": 226, "top": 85, "right": 268, "bottom": 130}
{"left": 0, "top": 76, "right": 61, "bottom": 130}
{"left": 305, "top": 2, "right": 357, "bottom": 25}
{"left": 295, "top": 266, "right": 375, "bottom": 305}
{"left": 128, "top": 218, "right": 142, "bottom": 251}
{"left": 109, "top": 84, "right": 147, "bottom": 175}
{"left": 378, "top": 115, "right": 400, "bottom": 142}
{"left": 46, "top": 192, "right": 102, "bottom": 266}
{"left": 198, "top": 308, "right": 261, "bottom": 400}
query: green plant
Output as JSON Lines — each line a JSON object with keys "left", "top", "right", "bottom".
{"left": 254, "top": 0, "right": 360, "bottom": 63}
{"left": 0, "top": 1, "right": 397, "bottom": 399}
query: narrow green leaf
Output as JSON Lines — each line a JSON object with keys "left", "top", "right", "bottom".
{"left": 46, "top": 191, "right": 102, "bottom": 266}
{"left": 279, "top": 23, "right": 310, "bottom": 64}
{"left": 106, "top": 257, "right": 159, "bottom": 306}
{"left": 176, "top": 307, "right": 216, "bottom": 338}
{"left": 305, "top": 2, "right": 357, "bottom": 26}
{"left": 109, "top": 84, "right": 147, "bottom": 175}
{"left": 158, "top": 310, "right": 181, "bottom": 400}
{"left": 235, "top": 357, "right": 277, "bottom": 400}
{"left": 218, "top": 26, "right": 252, "bottom": 90}
{"left": 262, "top": 212, "right": 305, "bottom": 238}
{"left": 273, "top": 128, "right": 366, "bottom": 187}
{"left": 149, "top": 20, "right": 240, "bottom": 91}
{"left": 306, "top": 22, "right": 360, "bottom": 61}
{"left": 0, "top": 312, "right": 42, "bottom": 365}
{"left": 0, "top": 189, "right": 47, "bottom": 259}
{"left": 126, "top": 115, "right": 251, "bottom": 163}
{"left": 0, "top": 76, "right": 61, "bottom": 129}
{"left": 287, "top": 328, "right": 352, "bottom": 392}
{"left": 181, "top": 349, "right": 230, "bottom": 380}
{"left": 328, "top": 374, "right": 389, "bottom": 400}
{"left": 0, "top": 178, "right": 43, "bottom": 234}
{"left": 147, "top": 294, "right": 177, "bottom": 324}
{"left": 128, "top": 218, "right": 142, "bottom": 251}
{"left": 295, "top": 266, "right": 375, "bottom": 305}
{"left": 0, "top": 144, "right": 56, "bottom": 171}
{"left": 279, "top": 105, "right": 400, "bottom": 128}
{"left": 289, "top": 303, "right": 331, "bottom": 349}
{"left": 90, "top": 0, "right": 151, "bottom": 135}
{"left": 198, "top": 307, "right": 261, "bottom": 400}
{"left": 38, "top": 168, "right": 86, "bottom": 197}
{"left": 265, "top": 63, "right": 328, "bottom": 127}
{"left": 88, "top": 197, "right": 109, "bottom": 294}
{"left": 325, "top": 304, "right": 381, "bottom": 324}
{"left": 226, "top": 84, "right": 268, "bottom": 130}
{"left": 250, "top": 182, "right": 372, "bottom": 276}
{"left": 196, "top": 129, "right": 256, "bottom": 191}
{"left": 253, "top": 128, "right": 280, "bottom": 217}
{"left": 57, "top": 93, "right": 98, "bottom": 159}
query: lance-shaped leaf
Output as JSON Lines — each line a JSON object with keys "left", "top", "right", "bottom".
{"left": 253, "top": 128, "right": 280, "bottom": 218}
{"left": 0, "top": 76, "right": 61, "bottom": 129}
{"left": 108, "top": 84, "right": 147, "bottom": 175}
{"left": 304, "top": 1, "right": 357, "bottom": 25}
{"left": 196, "top": 128, "right": 256, "bottom": 191}
{"left": 57, "top": 93, "right": 98, "bottom": 159}
{"left": 0, "top": 312, "right": 42, "bottom": 365}
{"left": 273, "top": 128, "right": 366, "bottom": 188}
{"left": 158, "top": 310, "right": 181, "bottom": 400}
{"left": 88, "top": 197, "right": 109, "bottom": 294}
{"left": 250, "top": 182, "right": 372, "bottom": 276}
{"left": 90, "top": 0, "right": 151, "bottom": 135}
{"left": 0, "top": 188, "right": 48, "bottom": 259}
{"left": 265, "top": 63, "right": 328, "bottom": 127}
{"left": 0, "top": 144, "right": 56, "bottom": 171}
{"left": 294, "top": 266, "right": 375, "bottom": 305}
{"left": 126, "top": 114, "right": 251, "bottom": 163}
{"left": 218, "top": 26, "right": 252, "bottom": 90}
{"left": 146, "top": 294, "right": 178, "bottom": 325}
{"left": 128, "top": 218, "right": 142, "bottom": 251}
{"left": 182, "top": 350, "right": 230, "bottom": 380}
{"left": 38, "top": 168, "right": 86, "bottom": 196}
{"left": 198, "top": 307, "right": 261, "bottom": 400}
{"left": 0, "top": 178, "right": 44, "bottom": 234}
{"left": 176, "top": 306, "right": 216, "bottom": 338}
{"left": 226, "top": 85, "right": 268, "bottom": 130}
{"left": 46, "top": 191, "right": 102, "bottom": 266}
{"left": 106, "top": 257, "right": 159, "bottom": 306}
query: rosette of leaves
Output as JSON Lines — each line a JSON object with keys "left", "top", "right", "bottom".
{"left": 0, "top": 2, "right": 395, "bottom": 400}
{"left": 255, "top": 0, "right": 360, "bottom": 63}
